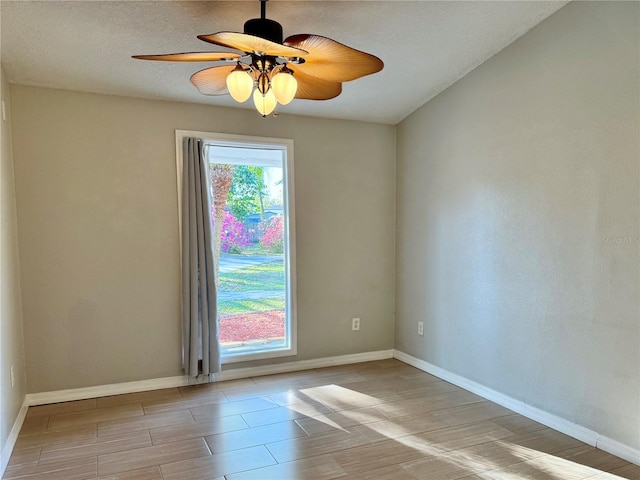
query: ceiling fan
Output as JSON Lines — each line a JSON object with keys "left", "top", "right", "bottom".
{"left": 133, "top": 0, "right": 383, "bottom": 116}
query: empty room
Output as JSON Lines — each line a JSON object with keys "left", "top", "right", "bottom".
{"left": 0, "top": 1, "right": 638, "bottom": 479}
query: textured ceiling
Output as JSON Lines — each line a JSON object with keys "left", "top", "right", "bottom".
{"left": 0, "top": 1, "right": 568, "bottom": 124}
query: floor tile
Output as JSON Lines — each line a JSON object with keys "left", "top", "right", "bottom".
{"left": 46, "top": 403, "right": 143, "bottom": 431}
{"left": 226, "top": 453, "right": 346, "bottom": 480}
{"left": 142, "top": 392, "right": 227, "bottom": 415}
{"left": 150, "top": 414, "right": 248, "bottom": 444}
{"left": 190, "top": 396, "right": 277, "bottom": 422}
{"left": 414, "top": 420, "right": 514, "bottom": 452}
{"left": 500, "top": 428, "right": 585, "bottom": 455}
{"left": 178, "top": 377, "right": 256, "bottom": 396}
{"left": 331, "top": 438, "right": 425, "bottom": 475}
{"left": 97, "top": 409, "right": 194, "bottom": 437}
{"left": 402, "top": 453, "right": 482, "bottom": 480}
{"left": 380, "top": 390, "right": 485, "bottom": 419}
{"left": 555, "top": 445, "right": 631, "bottom": 473}
{"left": 390, "top": 380, "right": 463, "bottom": 401}
{"left": 614, "top": 463, "right": 640, "bottom": 479}
{"left": 14, "top": 423, "right": 97, "bottom": 450}
{"left": 4, "top": 456, "right": 97, "bottom": 480}
{"left": 97, "top": 437, "right": 210, "bottom": 476}
{"left": 6, "top": 446, "right": 40, "bottom": 467}
{"left": 474, "top": 454, "right": 603, "bottom": 480}
{"left": 222, "top": 384, "right": 296, "bottom": 402}
{"left": 489, "top": 414, "right": 547, "bottom": 435}
{"left": 251, "top": 370, "right": 321, "bottom": 386}
{"left": 431, "top": 401, "right": 512, "bottom": 427}
{"left": 205, "top": 420, "right": 307, "bottom": 453}
{"left": 294, "top": 405, "right": 390, "bottom": 436}
{"left": 39, "top": 430, "right": 151, "bottom": 464}
{"left": 266, "top": 428, "right": 371, "bottom": 463}
{"left": 348, "top": 463, "right": 417, "bottom": 480}
{"left": 269, "top": 390, "right": 323, "bottom": 407}
{"left": 19, "top": 416, "right": 50, "bottom": 435}
{"left": 352, "top": 412, "right": 449, "bottom": 442}
{"left": 444, "top": 438, "right": 545, "bottom": 472}
{"left": 160, "top": 445, "right": 277, "bottom": 480}
{"left": 296, "top": 383, "right": 390, "bottom": 411}
{"left": 97, "top": 388, "right": 182, "bottom": 408}
{"left": 241, "top": 403, "right": 331, "bottom": 428}
{"left": 96, "top": 465, "right": 163, "bottom": 479}
{"left": 27, "top": 399, "right": 97, "bottom": 418}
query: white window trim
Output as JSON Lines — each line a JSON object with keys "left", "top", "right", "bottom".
{"left": 175, "top": 129, "right": 297, "bottom": 363}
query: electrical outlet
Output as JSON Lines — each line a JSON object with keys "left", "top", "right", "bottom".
{"left": 11, "top": 365, "right": 15, "bottom": 388}
{"left": 418, "top": 321, "right": 424, "bottom": 336}
{"left": 352, "top": 318, "right": 360, "bottom": 331}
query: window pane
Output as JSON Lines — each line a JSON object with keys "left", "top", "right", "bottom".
{"left": 207, "top": 146, "right": 290, "bottom": 358}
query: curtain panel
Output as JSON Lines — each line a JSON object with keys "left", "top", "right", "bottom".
{"left": 181, "top": 137, "right": 220, "bottom": 376}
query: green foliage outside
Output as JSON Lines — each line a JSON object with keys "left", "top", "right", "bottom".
{"left": 227, "top": 165, "right": 268, "bottom": 222}
{"left": 221, "top": 165, "right": 285, "bottom": 256}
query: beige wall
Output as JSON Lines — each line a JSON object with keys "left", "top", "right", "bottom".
{"left": 9, "top": 86, "right": 396, "bottom": 393}
{"left": 396, "top": 0, "right": 639, "bottom": 450}
{"left": 1, "top": 66, "right": 27, "bottom": 454}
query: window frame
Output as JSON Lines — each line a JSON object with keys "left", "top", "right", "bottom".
{"left": 175, "top": 130, "right": 297, "bottom": 364}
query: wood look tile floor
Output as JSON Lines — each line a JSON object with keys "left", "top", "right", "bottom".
{"left": 5, "top": 360, "right": 638, "bottom": 480}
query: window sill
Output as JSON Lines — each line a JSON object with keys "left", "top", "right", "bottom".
{"left": 221, "top": 344, "right": 297, "bottom": 364}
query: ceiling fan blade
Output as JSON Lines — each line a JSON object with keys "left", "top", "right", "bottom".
{"left": 198, "top": 32, "right": 307, "bottom": 57}
{"left": 284, "top": 34, "right": 383, "bottom": 82}
{"left": 132, "top": 52, "right": 241, "bottom": 62}
{"left": 190, "top": 65, "right": 237, "bottom": 95}
{"left": 290, "top": 69, "right": 342, "bottom": 100}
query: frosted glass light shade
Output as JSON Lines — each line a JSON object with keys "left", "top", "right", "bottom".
{"left": 226, "top": 68, "right": 254, "bottom": 103}
{"left": 253, "top": 88, "right": 277, "bottom": 116}
{"left": 271, "top": 70, "right": 297, "bottom": 105}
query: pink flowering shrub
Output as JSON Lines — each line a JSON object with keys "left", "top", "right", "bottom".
{"left": 260, "top": 216, "right": 284, "bottom": 253}
{"left": 215, "top": 211, "right": 250, "bottom": 254}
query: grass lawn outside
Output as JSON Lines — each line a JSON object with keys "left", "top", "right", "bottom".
{"left": 218, "top": 256, "right": 285, "bottom": 318}
{"left": 219, "top": 297, "right": 284, "bottom": 316}
{"left": 219, "top": 262, "right": 284, "bottom": 293}
{"left": 235, "top": 245, "right": 281, "bottom": 256}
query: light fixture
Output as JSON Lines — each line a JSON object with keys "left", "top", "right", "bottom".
{"left": 226, "top": 64, "right": 253, "bottom": 103}
{"left": 222, "top": 55, "right": 299, "bottom": 115}
{"left": 133, "top": 0, "right": 383, "bottom": 117}
{"left": 271, "top": 66, "right": 297, "bottom": 105}
{"left": 253, "top": 88, "right": 277, "bottom": 116}
{"left": 226, "top": 57, "right": 298, "bottom": 116}
{"left": 236, "top": 59, "right": 298, "bottom": 116}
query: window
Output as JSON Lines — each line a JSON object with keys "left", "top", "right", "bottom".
{"left": 176, "top": 131, "right": 297, "bottom": 363}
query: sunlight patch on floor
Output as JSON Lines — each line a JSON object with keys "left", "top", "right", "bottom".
{"left": 287, "top": 384, "right": 628, "bottom": 480}
{"left": 300, "top": 384, "right": 383, "bottom": 410}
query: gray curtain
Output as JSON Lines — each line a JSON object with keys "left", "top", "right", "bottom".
{"left": 182, "top": 137, "right": 220, "bottom": 377}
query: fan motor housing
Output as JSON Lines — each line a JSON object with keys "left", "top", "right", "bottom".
{"left": 244, "top": 18, "right": 283, "bottom": 44}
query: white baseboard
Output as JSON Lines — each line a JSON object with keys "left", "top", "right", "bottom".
{"left": 597, "top": 435, "right": 640, "bottom": 467}
{"left": 26, "top": 375, "right": 190, "bottom": 406}
{"left": 26, "top": 349, "right": 394, "bottom": 406}
{"left": 393, "top": 349, "right": 640, "bottom": 466}
{"left": 0, "top": 397, "right": 29, "bottom": 478}
{"left": 214, "top": 349, "right": 394, "bottom": 382}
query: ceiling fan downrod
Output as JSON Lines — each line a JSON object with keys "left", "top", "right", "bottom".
{"left": 243, "top": 0, "right": 283, "bottom": 44}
